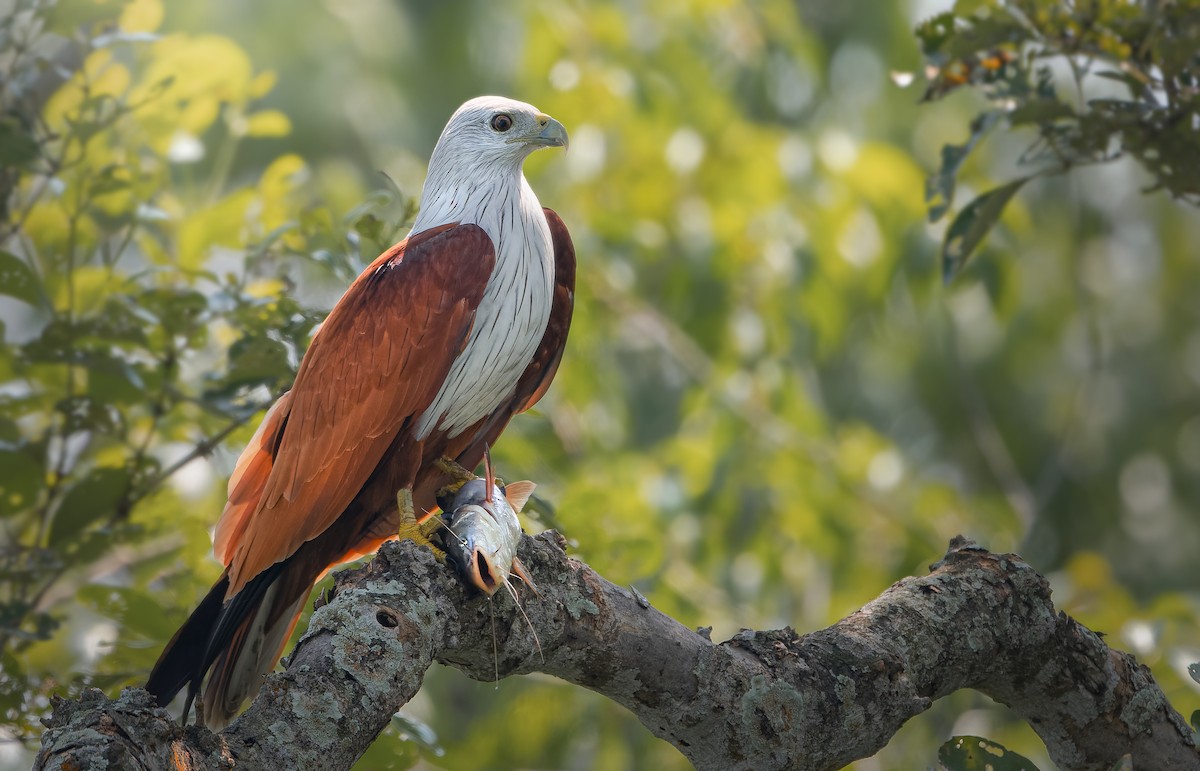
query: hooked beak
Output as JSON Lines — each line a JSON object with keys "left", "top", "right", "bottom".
{"left": 523, "top": 114, "right": 568, "bottom": 150}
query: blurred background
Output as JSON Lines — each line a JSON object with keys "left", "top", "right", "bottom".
{"left": 2, "top": 0, "right": 1198, "bottom": 768}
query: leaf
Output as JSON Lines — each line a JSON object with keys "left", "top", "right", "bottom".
{"left": 916, "top": 12, "right": 958, "bottom": 58}
{"left": 938, "top": 735, "right": 1041, "bottom": 771}
{"left": 215, "top": 335, "right": 292, "bottom": 392}
{"left": 244, "top": 110, "right": 292, "bottom": 138}
{"left": 248, "top": 70, "right": 278, "bottom": 99}
{"left": 1094, "top": 69, "right": 1150, "bottom": 91}
{"left": 119, "top": 0, "right": 165, "bottom": 34}
{"left": 0, "top": 651, "right": 26, "bottom": 705}
{"left": 56, "top": 395, "right": 123, "bottom": 435}
{"left": 0, "top": 251, "right": 45, "bottom": 307}
{"left": 0, "top": 119, "right": 40, "bottom": 169}
{"left": 95, "top": 297, "right": 152, "bottom": 345}
{"left": 0, "top": 605, "right": 59, "bottom": 643}
{"left": 23, "top": 318, "right": 82, "bottom": 363}
{"left": 1008, "top": 99, "right": 1075, "bottom": 127}
{"left": 86, "top": 354, "right": 147, "bottom": 404}
{"left": 926, "top": 111, "right": 1000, "bottom": 223}
{"left": 77, "top": 585, "right": 180, "bottom": 640}
{"left": 87, "top": 164, "right": 133, "bottom": 197}
{"left": 138, "top": 287, "right": 209, "bottom": 337}
{"left": 47, "top": 0, "right": 132, "bottom": 35}
{"left": 945, "top": 16, "right": 1026, "bottom": 60}
{"left": 245, "top": 223, "right": 299, "bottom": 264}
{"left": 48, "top": 466, "right": 132, "bottom": 547}
{"left": 942, "top": 177, "right": 1029, "bottom": 282}
{"left": 0, "top": 447, "right": 44, "bottom": 518}
{"left": 23, "top": 321, "right": 148, "bottom": 386}
{"left": 353, "top": 212, "right": 385, "bottom": 242}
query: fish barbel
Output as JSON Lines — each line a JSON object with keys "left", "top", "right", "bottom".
{"left": 439, "top": 478, "right": 537, "bottom": 596}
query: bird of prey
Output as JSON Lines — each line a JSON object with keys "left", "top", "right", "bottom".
{"left": 146, "top": 96, "right": 574, "bottom": 728}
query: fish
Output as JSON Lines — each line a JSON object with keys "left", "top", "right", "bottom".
{"left": 437, "top": 477, "right": 538, "bottom": 597}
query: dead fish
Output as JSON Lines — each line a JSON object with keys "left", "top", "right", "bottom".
{"left": 438, "top": 478, "right": 537, "bottom": 597}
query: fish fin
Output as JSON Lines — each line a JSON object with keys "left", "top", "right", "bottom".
{"left": 503, "top": 481, "right": 536, "bottom": 513}
{"left": 511, "top": 556, "right": 539, "bottom": 597}
{"left": 483, "top": 445, "right": 494, "bottom": 503}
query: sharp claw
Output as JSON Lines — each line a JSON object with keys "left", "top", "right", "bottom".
{"left": 396, "top": 488, "right": 446, "bottom": 561}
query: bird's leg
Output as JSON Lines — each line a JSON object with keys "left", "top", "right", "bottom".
{"left": 434, "top": 455, "right": 479, "bottom": 501}
{"left": 396, "top": 488, "right": 446, "bottom": 561}
{"left": 435, "top": 455, "right": 476, "bottom": 483}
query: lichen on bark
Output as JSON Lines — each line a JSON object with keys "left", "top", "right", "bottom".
{"left": 35, "top": 535, "right": 1200, "bottom": 771}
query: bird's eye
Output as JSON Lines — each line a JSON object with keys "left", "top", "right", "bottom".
{"left": 490, "top": 113, "right": 513, "bottom": 132}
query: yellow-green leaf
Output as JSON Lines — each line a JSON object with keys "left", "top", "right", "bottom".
{"left": 942, "top": 177, "right": 1029, "bottom": 282}
{"left": 245, "top": 110, "right": 292, "bottom": 138}
{"left": 49, "top": 467, "right": 132, "bottom": 547}
{"left": 0, "top": 251, "right": 45, "bottom": 308}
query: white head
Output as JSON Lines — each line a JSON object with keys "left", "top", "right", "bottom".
{"left": 427, "top": 95, "right": 567, "bottom": 176}
{"left": 412, "top": 96, "right": 567, "bottom": 234}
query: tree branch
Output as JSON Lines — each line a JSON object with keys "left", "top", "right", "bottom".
{"left": 35, "top": 535, "right": 1198, "bottom": 771}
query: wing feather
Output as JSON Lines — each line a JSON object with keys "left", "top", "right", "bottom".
{"left": 221, "top": 223, "right": 495, "bottom": 594}
{"left": 214, "top": 393, "right": 292, "bottom": 565}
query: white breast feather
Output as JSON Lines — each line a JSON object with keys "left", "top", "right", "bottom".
{"left": 410, "top": 171, "right": 554, "bottom": 439}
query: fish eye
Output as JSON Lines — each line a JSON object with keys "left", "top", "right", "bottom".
{"left": 490, "top": 113, "right": 513, "bottom": 132}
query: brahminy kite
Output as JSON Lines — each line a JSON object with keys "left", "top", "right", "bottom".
{"left": 146, "top": 96, "right": 574, "bottom": 727}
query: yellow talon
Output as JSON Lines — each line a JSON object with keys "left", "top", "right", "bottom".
{"left": 435, "top": 456, "right": 476, "bottom": 482}
{"left": 434, "top": 456, "right": 479, "bottom": 502}
{"left": 396, "top": 488, "right": 446, "bottom": 562}
{"left": 434, "top": 453, "right": 475, "bottom": 477}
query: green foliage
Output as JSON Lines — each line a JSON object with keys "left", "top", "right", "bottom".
{"left": 916, "top": 0, "right": 1200, "bottom": 278}
{"left": 0, "top": 0, "right": 393, "bottom": 751}
{"left": 938, "top": 735, "right": 1041, "bottom": 771}
{"left": 942, "top": 176, "right": 1028, "bottom": 280}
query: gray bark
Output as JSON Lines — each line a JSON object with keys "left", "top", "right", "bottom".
{"left": 35, "top": 535, "right": 1200, "bottom": 771}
